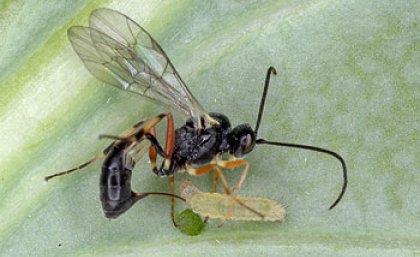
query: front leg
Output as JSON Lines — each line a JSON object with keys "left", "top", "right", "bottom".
{"left": 188, "top": 157, "right": 250, "bottom": 196}
{"left": 216, "top": 158, "right": 250, "bottom": 196}
{"left": 187, "top": 162, "right": 264, "bottom": 223}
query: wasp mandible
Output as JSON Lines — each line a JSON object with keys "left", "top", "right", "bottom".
{"left": 45, "top": 8, "right": 347, "bottom": 225}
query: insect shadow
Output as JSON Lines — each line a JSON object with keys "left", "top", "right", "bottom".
{"left": 45, "top": 8, "right": 347, "bottom": 225}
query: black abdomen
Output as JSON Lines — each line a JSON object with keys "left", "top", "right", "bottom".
{"left": 100, "top": 143, "right": 140, "bottom": 219}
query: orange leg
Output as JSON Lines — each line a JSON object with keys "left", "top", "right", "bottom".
{"left": 189, "top": 163, "right": 264, "bottom": 222}
{"left": 217, "top": 159, "right": 250, "bottom": 196}
{"left": 148, "top": 126, "right": 158, "bottom": 173}
{"left": 163, "top": 114, "right": 177, "bottom": 226}
{"left": 194, "top": 164, "right": 231, "bottom": 195}
{"left": 145, "top": 113, "right": 175, "bottom": 176}
{"left": 164, "top": 114, "right": 175, "bottom": 159}
{"left": 192, "top": 159, "right": 250, "bottom": 196}
{"left": 145, "top": 114, "right": 178, "bottom": 225}
{"left": 162, "top": 113, "right": 175, "bottom": 172}
{"left": 213, "top": 171, "right": 219, "bottom": 193}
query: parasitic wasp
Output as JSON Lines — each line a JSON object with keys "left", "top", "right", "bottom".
{"left": 45, "top": 8, "right": 347, "bottom": 225}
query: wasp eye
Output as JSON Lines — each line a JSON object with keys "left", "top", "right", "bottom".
{"left": 241, "top": 134, "right": 255, "bottom": 154}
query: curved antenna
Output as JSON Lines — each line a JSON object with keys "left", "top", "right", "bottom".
{"left": 256, "top": 139, "right": 347, "bottom": 210}
{"left": 254, "top": 67, "right": 277, "bottom": 135}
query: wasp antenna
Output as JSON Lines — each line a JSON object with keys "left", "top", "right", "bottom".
{"left": 256, "top": 139, "right": 347, "bottom": 210}
{"left": 254, "top": 66, "right": 277, "bottom": 135}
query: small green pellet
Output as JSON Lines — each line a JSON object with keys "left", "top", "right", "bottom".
{"left": 176, "top": 209, "right": 205, "bottom": 236}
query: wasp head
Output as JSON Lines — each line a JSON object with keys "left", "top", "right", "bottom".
{"left": 228, "top": 123, "right": 256, "bottom": 157}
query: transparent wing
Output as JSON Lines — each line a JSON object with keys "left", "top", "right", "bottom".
{"left": 124, "top": 139, "right": 151, "bottom": 170}
{"left": 67, "top": 8, "right": 210, "bottom": 127}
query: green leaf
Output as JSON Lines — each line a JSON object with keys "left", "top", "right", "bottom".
{"left": 1, "top": 0, "right": 419, "bottom": 256}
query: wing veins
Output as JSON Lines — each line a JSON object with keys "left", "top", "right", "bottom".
{"left": 68, "top": 8, "right": 210, "bottom": 127}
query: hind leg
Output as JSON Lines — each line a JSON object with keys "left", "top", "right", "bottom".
{"left": 44, "top": 144, "right": 113, "bottom": 181}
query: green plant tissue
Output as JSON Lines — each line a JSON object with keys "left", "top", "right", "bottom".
{"left": 0, "top": 0, "right": 419, "bottom": 256}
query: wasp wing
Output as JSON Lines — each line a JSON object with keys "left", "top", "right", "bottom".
{"left": 67, "top": 8, "right": 209, "bottom": 127}
{"left": 124, "top": 139, "right": 151, "bottom": 170}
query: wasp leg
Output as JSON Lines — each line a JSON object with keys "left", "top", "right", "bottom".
{"left": 98, "top": 113, "right": 170, "bottom": 171}
{"left": 46, "top": 114, "right": 169, "bottom": 182}
{"left": 146, "top": 113, "right": 175, "bottom": 175}
{"left": 142, "top": 113, "right": 178, "bottom": 226}
{"left": 163, "top": 114, "right": 175, "bottom": 162}
{"left": 213, "top": 171, "right": 219, "bottom": 193}
{"left": 189, "top": 164, "right": 265, "bottom": 223}
{"left": 101, "top": 132, "right": 165, "bottom": 157}
{"left": 44, "top": 143, "right": 114, "bottom": 181}
{"left": 159, "top": 114, "right": 177, "bottom": 225}
{"left": 216, "top": 159, "right": 250, "bottom": 196}
{"left": 98, "top": 113, "right": 169, "bottom": 143}
{"left": 132, "top": 189, "right": 186, "bottom": 226}
{"left": 211, "top": 165, "right": 265, "bottom": 222}
{"left": 122, "top": 140, "right": 148, "bottom": 170}
{"left": 169, "top": 175, "right": 177, "bottom": 227}
{"left": 192, "top": 164, "right": 230, "bottom": 194}
{"left": 148, "top": 129, "right": 177, "bottom": 226}
{"left": 213, "top": 159, "right": 261, "bottom": 224}
{"left": 205, "top": 170, "right": 218, "bottom": 224}
{"left": 98, "top": 134, "right": 126, "bottom": 140}
{"left": 145, "top": 133, "right": 165, "bottom": 156}
{"left": 98, "top": 120, "right": 146, "bottom": 141}
{"left": 190, "top": 164, "right": 231, "bottom": 225}
{"left": 148, "top": 126, "right": 160, "bottom": 174}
